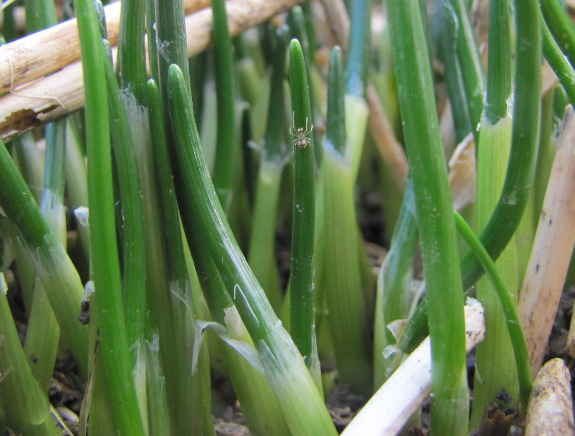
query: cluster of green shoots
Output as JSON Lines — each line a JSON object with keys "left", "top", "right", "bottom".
{"left": 1, "top": 0, "right": 574, "bottom": 434}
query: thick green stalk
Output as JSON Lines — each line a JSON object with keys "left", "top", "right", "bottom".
{"left": 143, "top": 337, "right": 172, "bottom": 436}
{"left": 88, "top": 353, "right": 121, "bottom": 436}
{"left": 387, "top": 0, "right": 468, "bottom": 434}
{"left": 74, "top": 0, "right": 145, "bottom": 432}
{"left": 18, "top": 0, "right": 65, "bottom": 393}
{"left": 444, "top": 0, "right": 486, "bottom": 133}
{"left": 189, "top": 51, "right": 208, "bottom": 123}
{"left": 0, "top": 215, "right": 12, "bottom": 271}
{"left": 346, "top": 0, "right": 371, "bottom": 99}
{"left": 532, "top": 93, "right": 556, "bottom": 233}
{"left": 438, "top": 1, "right": 472, "bottom": 142}
{"left": 147, "top": 79, "right": 212, "bottom": 436}
{"left": 41, "top": 122, "right": 67, "bottom": 239}
{"left": 541, "top": 0, "right": 575, "bottom": 70}
{"left": 102, "top": 39, "right": 147, "bottom": 354}
{"left": 23, "top": 120, "right": 67, "bottom": 391}
{"left": 235, "top": 33, "right": 263, "bottom": 107}
{"left": 0, "top": 138, "right": 88, "bottom": 375}
{"left": 471, "top": 1, "right": 518, "bottom": 425}
{"left": 192, "top": 239, "right": 291, "bottom": 436}
{"left": 289, "top": 39, "right": 317, "bottom": 373}
{"left": 65, "top": 119, "right": 91, "bottom": 263}
{"left": 2, "top": 2, "right": 18, "bottom": 41}
{"left": 146, "top": 0, "right": 160, "bottom": 85}
{"left": 543, "top": 19, "right": 575, "bottom": 107}
{"left": 300, "top": 1, "right": 317, "bottom": 66}
{"left": 485, "top": 0, "right": 511, "bottom": 123}
{"left": 245, "top": 29, "right": 290, "bottom": 304}
{"left": 24, "top": 0, "right": 56, "bottom": 33}
{"left": 402, "top": 0, "right": 542, "bottom": 354}
{"left": 319, "top": 46, "right": 372, "bottom": 395}
{"left": 288, "top": 7, "right": 323, "bottom": 165}
{"left": 135, "top": 85, "right": 176, "bottom": 436}
{"left": 5, "top": 113, "right": 41, "bottom": 316}
{"left": 460, "top": 0, "right": 541, "bottom": 289}
{"left": 103, "top": 36, "right": 152, "bottom": 427}
{"left": 248, "top": 162, "right": 284, "bottom": 313}
{"left": 11, "top": 133, "right": 44, "bottom": 204}
{"left": 345, "top": 0, "right": 371, "bottom": 179}
{"left": 148, "top": 23, "right": 213, "bottom": 433}
{"left": 288, "top": 8, "right": 314, "bottom": 74}
{"left": 471, "top": 115, "right": 519, "bottom": 427}
{"left": 168, "top": 64, "right": 337, "bottom": 436}
{"left": 211, "top": 0, "right": 236, "bottom": 210}
{"left": 0, "top": 274, "right": 61, "bottom": 436}
{"left": 260, "top": 26, "right": 290, "bottom": 161}
{"left": 373, "top": 179, "right": 419, "bottom": 388}
{"left": 154, "top": 0, "right": 190, "bottom": 105}
{"left": 117, "top": 0, "right": 147, "bottom": 103}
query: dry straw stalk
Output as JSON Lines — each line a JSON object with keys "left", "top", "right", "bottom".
{"left": 518, "top": 106, "right": 575, "bottom": 376}
{"left": 0, "top": 0, "right": 304, "bottom": 141}
{"left": 342, "top": 300, "right": 485, "bottom": 436}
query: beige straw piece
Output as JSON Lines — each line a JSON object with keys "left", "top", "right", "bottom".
{"left": 342, "top": 300, "right": 485, "bottom": 436}
{"left": 524, "top": 358, "right": 574, "bottom": 436}
{"left": 0, "top": 0, "right": 303, "bottom": 141}
{"left": 518, "top": 106, "right": 575, "bottom": 377}
{"left": 0, "top": 0, "right": 211, "bottom": 96}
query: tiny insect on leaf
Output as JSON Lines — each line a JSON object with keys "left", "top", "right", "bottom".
{"left": 289, "top": 112, "right": 313, "bottom": 148}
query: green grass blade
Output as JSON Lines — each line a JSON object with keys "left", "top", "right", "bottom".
{"left": 438, "top": 2, "right": 472, "bottom": 142}
{"left": 300, "top": 1, "right": 317, "bottom": 68}
{"left": 288, "top": 7, "right": 323, "bottom": 165}
{"left": 117, "top": 0, "right": 147, "bottom": 103}
{"left": 387, "top": 0, "right": 469, "bottom": 433}
{"left": 460, "top": 0, "right": 541, "bottom": 289}
{"left": 346, "top": 0, "right": 371, "bottom": 99}
{"left": 485, "top": 0, "right": 511, "bottom": 123}
{"left": 541, "top": 0, "right": 575, "bottom": 70}
{"left": 24, "top": 0, "right": 56, "bottom": 33}
{"left": 11, "top": 134, "right": 44, "bottom": 204}
{"left": 246, "top": 29, "right": 290, "bottom": 313}
{"left": 154, "top": 0, "right": 190, "bottom": 105}
{"left": 345, "top": 1, "right": 371, "bottom": 179}
{"left": 23, "top": 120, "right": 67, "bottom": 392}
{"left": 318, "top": 46, "right": 372, "bottom": 396}
{"left": 373, "top": 179, "right": 419, "bottom": 388}
{"left": 167, "top": 63, "right": 337, "bottom": 436}
{"left": 400, "top": 0, "right": 541, "bottom": 397}
{"left": 0, "top": 138, "right": 88, "bottom": 375}
{"left": 470, "top": 0, "right": 519, "bottom": 424}
{"left": 289, "top": 39, "right": 317, "bottom": 373}
{"left": 73, "top": 0, "right": 145, "bottom": 432}
{"left": 65, "top": 119, "right": 91, "bottom": 263}
{"left": 471, "top": 115, "right": 520, "bottom": 427}
{"left": 454, "top": 212, "right": 532, "bottom": 410}
{"left": 16, "top": 0, "right": 67, "bottom": 393}
{"left": 444, "top": 0, "right": 485, "bottom": 136}
{"left": 0, "top": 274, "right": 61, "bottom": 436}
{"left": 543, "top": 18, "right": 575, "bottom": 107}
{"left": 147, "top": 79, "right": 212, "bottom": 436}
{"left": 192, "top": 239, "right": 291, "bottom": 435}
{"left": 211, "top": 0, "right": 236, "bottom": 210}
{"left": 248, "top": 161, "right": 284, "bottom": 313}
{"left": 102, "top": 38, "right": 148, "bottom": 355}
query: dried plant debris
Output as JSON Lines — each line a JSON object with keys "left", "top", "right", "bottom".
{"left": 476, "top": 403, "right": 517, "bottom": 436}
{"left": 525, "top": 358, "right": 575, "bottom": 436}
